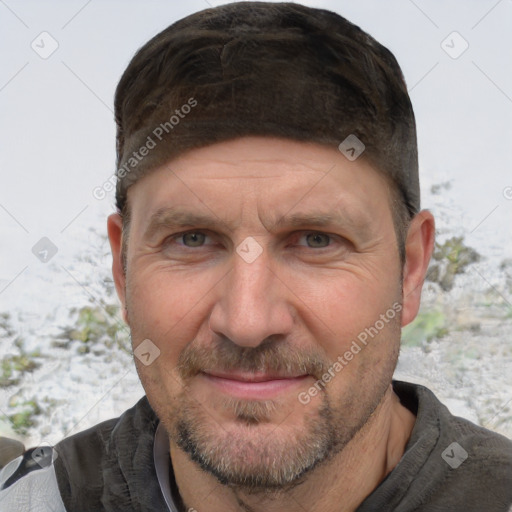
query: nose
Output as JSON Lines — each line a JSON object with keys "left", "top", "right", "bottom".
{"left": 208, "top": 249, "right": 295, "bottom": 348}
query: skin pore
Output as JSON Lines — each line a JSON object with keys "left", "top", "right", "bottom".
{"left": 107, "top": 136, "right": 435, "bottom": 512}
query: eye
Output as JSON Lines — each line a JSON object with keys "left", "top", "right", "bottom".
{"left": 181, "top": 232, "right": 207, "bottom": 247}
{"left": 166, "top": 231, "right": 211, "bottom": 248}
{"left": 297, "top": 232, "right": 334, "bottom": 249}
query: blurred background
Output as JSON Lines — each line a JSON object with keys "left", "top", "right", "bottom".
{"left": 1, "top": 0, "right": 511, "bottom": 449}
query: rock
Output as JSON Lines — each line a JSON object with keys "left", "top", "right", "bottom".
{"left": 0, "top": 436, "right": 25, "bottom": 469}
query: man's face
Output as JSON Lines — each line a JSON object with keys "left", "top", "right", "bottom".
{"left": 112, "top": 136, "right": 409, "bottom": 491}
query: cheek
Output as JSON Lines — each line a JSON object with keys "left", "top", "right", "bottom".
{"left": 126, "top": 266, "right": 216, "bottom": 350}
{"left": 293, "top": 270, "right": 400, "bottom": 348}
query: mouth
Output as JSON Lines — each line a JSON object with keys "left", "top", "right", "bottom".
{"left": 199, "top": 370, "right": 310, "bottom": 399}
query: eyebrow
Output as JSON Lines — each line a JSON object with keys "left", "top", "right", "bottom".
{"left": 142, "top": 206, "right": 373, "bottom": 241}
{"left": 270, "top": 211, "right": 368, "bottom": 232}
{"left": 143, "top": 208, "right": 230, "bottom": 241}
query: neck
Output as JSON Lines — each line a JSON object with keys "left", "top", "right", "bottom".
{"left": 169, "top": 385, "right": 415, "bottom": 512}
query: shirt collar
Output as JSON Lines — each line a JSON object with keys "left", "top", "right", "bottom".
{"left": 153, "top": 421, "right": 180, "bottom": 512}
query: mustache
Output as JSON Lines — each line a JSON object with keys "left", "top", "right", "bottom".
{"left": 176, "top": 337, "right": 329, "bottom": 381}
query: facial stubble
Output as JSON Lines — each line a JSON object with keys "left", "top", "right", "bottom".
{"left": 131, "top": 327, "right": 401, "bottom": 497}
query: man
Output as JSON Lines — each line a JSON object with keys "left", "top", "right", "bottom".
{"left": 1, "top": 2, "right": 511, "bottom": 511}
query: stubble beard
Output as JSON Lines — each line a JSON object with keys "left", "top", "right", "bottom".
{"left": 126, "top": 282, "right": 402, "bottom": 496}
{"left": 158, "top": 344, "right": 399, "bottom": 496}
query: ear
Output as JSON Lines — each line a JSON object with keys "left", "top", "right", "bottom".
{"left": 401, "top": 210, "right": 435, "bottom": 327}
{"left": 107, "top": 213, "right": 129, "bottom": 324}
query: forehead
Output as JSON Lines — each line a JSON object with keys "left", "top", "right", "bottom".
{"left": 126, "top": 136, "right": 393, "bottom": 231}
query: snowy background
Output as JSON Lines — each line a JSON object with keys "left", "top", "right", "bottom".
{"left": 0, "top": 0, "right": 511, "bottom": 450}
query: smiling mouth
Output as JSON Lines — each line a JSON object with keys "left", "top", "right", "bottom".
{"left": 199, "top": 370, "right": 310, "bottom": 399}
{"left": 203, "top": 369, "right": 308, "bottom": 382}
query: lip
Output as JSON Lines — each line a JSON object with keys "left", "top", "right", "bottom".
{"left": 203, "top": 370, "right": 307, "bottom": 382}
{"left": 200, "top": 371, "right": 310, "bottom": 399}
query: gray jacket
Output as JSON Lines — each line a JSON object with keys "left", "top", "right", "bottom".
{"left": 1, "top": 381, "right": 512, "bottom": 511}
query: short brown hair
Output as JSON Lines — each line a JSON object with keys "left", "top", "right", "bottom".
{"left": 114, "top": 2, "right": 419, "bottom": 269}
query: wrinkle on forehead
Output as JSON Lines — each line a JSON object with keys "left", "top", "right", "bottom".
{"left": 172, "top": 159, "right": 333, "bottom": 182}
